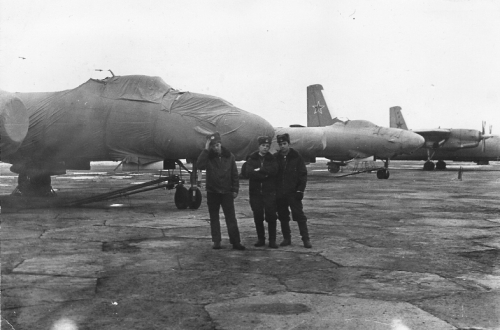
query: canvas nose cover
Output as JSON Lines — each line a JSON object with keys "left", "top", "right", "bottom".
{"left": 271, "top": 127, "right": 326, "bottom": 158}
{"left": 9, "top": 75, "right": 275, "bottom": 164}
{"left": 402, "top": 130, "right": 425, "bottom": 154}
{"left": 0, "top": 90, "right": 29, "bottom": 157}
{"left": 216, "top": 112, "right": 275, "bottom": 159}
{"left": 156, "top": 88, "right": 275, "bottom": 160}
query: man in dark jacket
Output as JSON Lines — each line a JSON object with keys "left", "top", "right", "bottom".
{"left": 196, "top": 132, "right": 245, "bottom": 250}
{"left": 245, "top": 136, "right": 279, "bottom": 248}
{"left": 275, "top": 133, "right": 312, "bottom": 248}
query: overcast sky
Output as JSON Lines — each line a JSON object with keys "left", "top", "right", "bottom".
{"left": 1, "top": 0, "right": 499, "bottom": 131}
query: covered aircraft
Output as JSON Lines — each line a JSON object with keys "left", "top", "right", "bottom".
{"left": 390, "top": 106, "right": 499, "bottom": 169}
{"left": 1, "top": 74, "right": 275, "bottom": 207}
{"left": 271, "top": 85, "right": 425, "bottom": 179}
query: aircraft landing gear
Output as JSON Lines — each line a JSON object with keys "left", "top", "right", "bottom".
{"left": 12, "top": 173, "right": 56, "bottom": 196}
{"left": 376, "top": 158, "right": 390, "bottom": 179}
{"left": 328, "top": 163, "right": 340, "bottom": 173}
{"left": 435, "top": 160, "right": 447, "bottom": 170}
{"left": 174, "top": 184, "right": 189, "bottom": 209}
{"left": 187, "top": 186, "right": 202, "bottom": 209}
{"left": 174, "top": 184, "right": 201, "bottom": 210}
{"left": 173, "top": 160, "right": 202, "bottom": 210}
{"left": 376, "top": 168, "right": 390, "bottom": 179}
{"left": 187, "top": 162, "right": 202, "bottom": 209}
{"left": 423, "top": 161, "right": 435, "bottom": 171}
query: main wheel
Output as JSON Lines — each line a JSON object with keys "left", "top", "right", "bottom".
{"left": 174, "top": 185, "right": 189, "bottom": 209}
{"left": 376, "top": 169, "right": 385, "bottom": 179}
{"left": 423, "top": 161, "right": 435, "bottom": 171}
{"left": 187, "top": 187, "right": 202, "bottom": 209}
{"left": 435, "top": 160, "right": 446, "bottom": 170}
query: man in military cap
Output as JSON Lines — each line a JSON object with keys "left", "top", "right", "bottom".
{"left": 245, "top": 136, "right": 279, "bottom": 248}
{"left": 274, "top": 133, "right": 311, "bottom": 248}
{"left": 196, "top": 132, "right": 246, "bottom": 250}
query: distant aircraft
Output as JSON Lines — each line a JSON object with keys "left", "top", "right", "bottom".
{"left": 389, "top": 106, "right": 497, "bottom": 170}
{"left": 271, "top": 85, "right": 425, "bottom": 179}
{"left": 1, "top": 75, "right": 275, "bottom": 207}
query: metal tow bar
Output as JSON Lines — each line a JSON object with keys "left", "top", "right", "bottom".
{"left": 333, "top": 167, "right": 385, "bottom": 178}
{"left": 66, "top": 175, "right": 183, "bottom": 206}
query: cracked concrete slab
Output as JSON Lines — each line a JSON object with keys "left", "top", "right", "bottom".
{"left": 412, "top": 291, "right": 500, "bottom": 330}
{"left": 206, "top": 292, "right": 456, "bottom": 330}
{"left": 2, "top": 298, "right": 214, "bottom": 330}
{"left": 283, "top": 268, "right": 481, "bottom": 301}
{"left": 41, "top": 225, "right": 165, "bottom": 242}
{"left": 2, "top": 274, "right": 97, "bottom": 309}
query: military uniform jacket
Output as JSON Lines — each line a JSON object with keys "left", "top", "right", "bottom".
{"left": 196, "top": 146, "right": 239, "bottom": 194}
{"left": 275, "top": 148, "right": 307, "bottom": 194}
{"left": 245, "top": 151, "right": 278, "bottom": 195}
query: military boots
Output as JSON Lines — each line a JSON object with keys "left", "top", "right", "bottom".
{"left": 268, "top": 221, "right": 278, "bottom": 248}
{"left": 279, "top": 220, "right": 292, "bottom": 246}
{"left": 298, "top": 221, "right": 312, "bottom": 248}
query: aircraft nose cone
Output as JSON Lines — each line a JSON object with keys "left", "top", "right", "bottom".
{"left": 216, "top": 109, "right": 274, "bottom": 160}
{"left": 404, "top": 131, "right": 425, "bottom": 153}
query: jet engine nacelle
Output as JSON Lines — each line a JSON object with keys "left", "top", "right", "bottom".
{"left": 442, "top": 129, "right": 481, "bottom": 150}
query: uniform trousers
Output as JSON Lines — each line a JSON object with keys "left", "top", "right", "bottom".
{"left": 207, "top": 192, "right": 242, "bottom": 244}
{"left": 276, "top": 192, "right": 309, "bottom": 240}
{"left": 250, "top": 193, "right": 277, "bottom": 240}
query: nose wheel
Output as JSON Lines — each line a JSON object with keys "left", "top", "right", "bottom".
{"left": 173, "top": 160, "right": 203, "bottom": 210}
{"left": 174, "top": 185, "right": 189, "bottom": 209}
{"left": 376, "top": 168, "right": 390, "bottom": 179}
{"left": 376, "top": 158, "right": 390, "bottom": 179}
{"left": 187, "top": 186, "right": 202, "bottom": 209}
{"left": 328, "top": 163, "right": 340, "bottom": 173}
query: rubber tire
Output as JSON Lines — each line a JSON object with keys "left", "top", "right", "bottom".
{"left": 435, "top": 161, "right": 446, "bottom": 170}
{"left": 328, "top": 165, "right": 340, "bottom": 173}
{"left": 187, "top": 187, "right": 202, "bottom": 209}
{"left": 423, "top": 161, "right": 435, "bottom": 171}
{"left": 376, "top": 169, "right": 385, "bottom": 179}
{"left": 174, "top": 185, "right": 189, "bottom": 209}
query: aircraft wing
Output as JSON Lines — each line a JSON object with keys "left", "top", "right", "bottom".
{"left": 412, "top": 129, "right": 451, "bottom": 147}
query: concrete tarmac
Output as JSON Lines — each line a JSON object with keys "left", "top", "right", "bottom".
{"left": 1, "top": 160, "right": 499, "bottom": 330}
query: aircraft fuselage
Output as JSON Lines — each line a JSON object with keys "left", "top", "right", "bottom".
{"left": 392, "top": 136, "right": 500, "bottom": 162}
{"left": 273, "top": 120, "right": 424, "bottom": 161}
{"left": 4, "top": 75, "right": 275, "bottom": 177}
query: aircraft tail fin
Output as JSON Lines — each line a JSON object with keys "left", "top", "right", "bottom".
{"left": 389, "top": 106, "right": 408, "bottom": 130}
{"left": 307, "top": 84, "right": 335, "bottom": 127}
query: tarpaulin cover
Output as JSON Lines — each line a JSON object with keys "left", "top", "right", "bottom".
{"left": 271, "top": 127, "right": 327, "bottom": 158}
{"left": 0, "top": 90, "right": 29, "bottom": 157}
{"left": 9, "top": 75, "right": 274, "bottom": 169}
